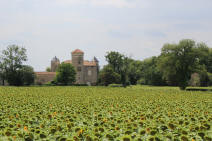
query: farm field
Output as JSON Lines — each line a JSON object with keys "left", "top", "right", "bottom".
{"left": 0, "top": 86, "right": 211, "bottom": 141}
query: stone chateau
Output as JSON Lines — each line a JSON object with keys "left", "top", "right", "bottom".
{"left": 35, "top": 49, "right": 99, "bottom": 85}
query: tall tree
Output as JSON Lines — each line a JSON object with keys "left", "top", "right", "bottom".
{"left": 140, "top": 56, "right": 166, "bottom": 86}
{"left": 0, "top": 45, "right": 27, "bottom": 86}
{"left": 128, "top": 60, "right": 142, "bottom": 85}
{"left": 105, "top": 51, "right": 124, "bottom": 74}
{"left": 105, "top": 52, "right": 131, "bottom": 87}
{"left": 55, "top": 63, "right": 76, "bottom": 85}
{"left": 120, "top": 56, "right": 131, "bottom": 87}
{"left": 158, "top": 39, "right": 199, "bottom": 90}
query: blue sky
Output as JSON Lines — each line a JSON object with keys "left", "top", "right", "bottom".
{"left": 0, "top": 0, "right": 212, "bottom": 71}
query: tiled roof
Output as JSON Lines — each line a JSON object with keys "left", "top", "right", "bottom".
{"left": 83, "top": 60, "right": 97, "bottom": 66}
{"left": 71, "top": 49, "right": 84, "bottom": 54}
{"left": 63, "top": 60, "right": 72, "bottom": 64}
{"left": 63, "top": 60, "right": 97, "bottom": 66}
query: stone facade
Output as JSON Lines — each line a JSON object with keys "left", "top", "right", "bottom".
{"left": 35, "top": 72, "right": 56, "bottom": 85}
{"left": 35, "top": 49, "right": 99, "bottom": 85}
{"left": 63, "top": 49, "right": 99, "bottom": 85}
{"left": 51, "top": 57, "right": 60, "bottom": 72}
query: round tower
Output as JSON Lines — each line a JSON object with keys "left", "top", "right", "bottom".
{"left": 71, "top": 49, "right": 84, "bottom": 84}
{"left": 51, "top": 56, "right": 60, "bottom": 72}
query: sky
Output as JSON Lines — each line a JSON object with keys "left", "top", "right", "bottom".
{"left": 0, "top": 0, "right": 212, "bottom": 71}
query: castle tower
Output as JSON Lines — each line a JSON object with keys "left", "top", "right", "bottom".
{"left": 71, "top": 49, "right": 84, "bottom": 84}
{"left": 51, "top": 56, "right": 60, "bottom": 72}
{"left": 93, "top": 56, "right": 99, "bottom": 74}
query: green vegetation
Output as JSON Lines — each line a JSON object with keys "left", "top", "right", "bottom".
{"left": 98, "top": 65, "right": 121, "bottom": 86}
{"left": 0, "top": 86, "right": 211, "bottom": 140}
{"left": 55, "top": 63, "right": 76, "bottom": 85}
{"left": 46, "top": 67, "right": 51, "bottom": 72}
{"left": 0, "top": 45, "right": 35, "bottom": 86}
{"left": 158, "top": 39, "right": 199, "bottom": 90}
{"left": 1, "top": 39, "right": 212, "bottom": 88}
{"left": 20, "top": 65, "right": 36, "bottom": 86}
{"left": 99, "top": 39, "right": 212, "bottom": 89}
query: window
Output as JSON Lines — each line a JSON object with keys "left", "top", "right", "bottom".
{"left": 88, "top": 70, "right": 92, "bottom": 76}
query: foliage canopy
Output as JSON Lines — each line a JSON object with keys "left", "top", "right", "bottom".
{"left": 0, "top": 45, "right": 35, "bottom": 86}
{"left": 55, "top": 63, "right": 76, "bottom": 85}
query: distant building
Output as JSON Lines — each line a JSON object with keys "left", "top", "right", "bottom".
{"left": 51, "top": 56, "right": 60, "bottom": 72}
{"left": 35, "top": 49, "right": 99, "bottom": 85}
{"left": 34, "top": 72, "right": 57, "bottom": 85}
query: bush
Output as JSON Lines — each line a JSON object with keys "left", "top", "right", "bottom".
{"left": 98, "top": 65, "right": 121, "bottom": 86}
{"left": 137, "top": 78, "right": 145, "bottom": 85}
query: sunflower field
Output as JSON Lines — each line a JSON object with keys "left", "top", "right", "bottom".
{"left": 0, "top": 86, "right": 211, "bottom": 141}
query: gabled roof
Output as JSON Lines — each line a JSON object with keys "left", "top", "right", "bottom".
{"left": 71, "top": 49, "right": 84, "bottom": 54}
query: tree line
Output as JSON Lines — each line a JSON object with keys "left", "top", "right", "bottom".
{"left": 1, "top": 39, "right": 212, "bottom": 89}
{"left": 98, "top": 39, "right": 212, "bottom": 89}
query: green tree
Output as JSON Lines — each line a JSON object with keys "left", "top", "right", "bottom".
{"left": 140, "top": 56, "right": 166, "bottom": 86}
{"left": 98, "top": 65, "right": 121, "bottom": 86}
{"left": 158, "top": 39, "right": 199, "bottom": 90}
{"left": 55, "top": 63, "right": 76, "bottom": 85}
{"left": 21, "top": 65, "right": 35, "bottom": 85}
{"left": 105, "top": 52, "right": 131, "bottom": 87}
{"left": 0, "top": 61, "right": 6, "bottom": 85}
{"left": 105, "top": 51, "right": 124, "bottom": 74}
{"left": 208, "top": 73, "right": 212, "bottom": 86}
{"left": 128, "top": 60, "right": 142, "bottom": 85}
{"left": 199, "top": 70, "right": 209, "bottom": 87}
{"left": 120, "top": 56, "right": 131, "bottom": 87}
{"left": 46, "top": 67, "right": 51, "bottom": 72}
{"left": 207, "top": 48, "right": 212, "bottom": 73}
{"left": 195, "top": 43, "right": 211, "bottom": 72}
{"left": 0, "top": 45, "right": 27, "bottom": 86}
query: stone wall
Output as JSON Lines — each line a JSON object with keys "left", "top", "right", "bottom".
{"left": 35, "top": 72, "right": 56, "bottom": 85}
{"left": 83, "top": 66, "right": 98, "bottom": 85}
